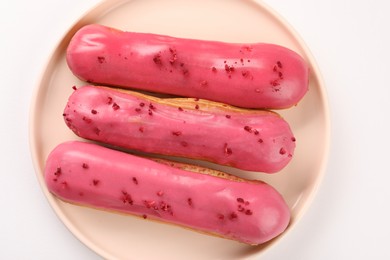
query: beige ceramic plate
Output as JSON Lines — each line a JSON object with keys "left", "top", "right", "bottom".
{"left": 30, "top": 0, "right": 330, "bottom": 259}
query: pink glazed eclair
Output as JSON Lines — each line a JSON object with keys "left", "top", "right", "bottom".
{"left": 45, "top": 141, "right": 290, "bottom": 245}
{"left": 63, "top": 86, "right": 296, "bottom": 173}
{"left": 66, "top": 24, "right": 309, "bottom": 109}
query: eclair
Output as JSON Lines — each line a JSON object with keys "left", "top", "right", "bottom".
{"left": 45, "top": 141, "right": 290, "bottom": 245}
{"left": 66, "top": 24, "right": 309, "bottom": 109}
{"left": 63, "top": 86, "right": 296, "bottom": 173}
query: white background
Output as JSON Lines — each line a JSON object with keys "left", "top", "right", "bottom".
{"left": 1, "top": 0, "right": 390, "bottom": 259}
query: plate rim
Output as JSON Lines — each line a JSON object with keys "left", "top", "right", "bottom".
{"left": 28, "top": 0, "right": 331, "bottom": 258}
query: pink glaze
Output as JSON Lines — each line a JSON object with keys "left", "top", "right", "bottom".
{"left": 66, "top": 24, "right": 309, "bottom": 109}
{"left": 64, "top": 86, "right": 296, "bottom": 173}
{"left": 45, "top": 141, "right": 290, "bottom": 245}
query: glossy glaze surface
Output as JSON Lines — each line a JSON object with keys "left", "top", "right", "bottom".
{"left": 67, "top": 24, "right": 309, "bottom": 109}
{"left": 45, "top": 141, "right": 290, "bottom": 245}
{"left": 64, "top": 86, "right": 296, "bottom": 172}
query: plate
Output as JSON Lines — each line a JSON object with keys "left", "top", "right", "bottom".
{"left": 29, "top": 0, "right": 330, "bottom": 259}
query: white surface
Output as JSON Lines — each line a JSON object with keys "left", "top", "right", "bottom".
{"left": 1, "top": 0, "right": 389, "bottom": 259}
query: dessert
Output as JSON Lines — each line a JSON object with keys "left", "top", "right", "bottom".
{"left": 66, "top": 24, "right": 309, "bottom": 109}
{"left": 64, "top": 86, "right": 296, "bottom": 173}
{"left": 45, "top": 141, "right": 291, "bottom": 245}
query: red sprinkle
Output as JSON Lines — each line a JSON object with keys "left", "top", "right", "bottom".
{"left": 270, "top": 79, "right": 280, "bottom": 87}
{"left": 291, "top": 137, "right": 296, "bottom": 142}
{"left": 182, "top": 69, "right": 189, "bottom": 76}
{"left": 242, "top": 46, "right": 253, "bottom": 52}
{"left": 169, "top": 56, "right": 177, "bottom": 64}
{"left": 245, "top": 209, "right": 253, "bottom": 215}
{"left": 244, "top": 126, "right": 252, "bottom": 132}
{"left": 132, "top": 177, "right": 138, "bottom": 185}
{"left": 279, "top": 147, "right": 287, "bottom": 155}
{"left": 139, "top": 102, "right": 145, "bottom": 107}
{"left": 229, "top": 212, "right": 238, "bottom": 220}
{"left": 54, "top": 167, "right": 62, "bottom": 176}
{"left": 277, "top": 61, "right": 283, "bottom": 68}
{"left": 135, "top": 108, "right": 141, "bottom": 112}
{"left": 258, "top": 138, "right": 264, "bottom": 143}
{"left": 211, "top": 67, "right": 217, "bottom": 72}
{"left": 92, "top": 179, "right": 100, "bottom": 186}
{"left": 82, "top": 116, "right": 92, "bottom": 123}
{"left": 178, "top": 107, "right": 183, "bottom": 111}
{"left": 217, "top": 213, "right": 225, "bottom": 220}
{"left": 225, "top": 115, "right": 231, "bottom": 119}
{"left": 107, "top": 97, "right": 113, "bottom": 105}
{"left": 97, "top": 56, "right": 106, "bottom": 63}
{"left": 82, "top": 163, "right": 89, "bottom": 169}
{"left": 195, "top": 104, "right": 199, "bottom": 110}
{"left": 91, "top": 109, "right": 97, "bottom": 114}
{"left": 93, "top": 127, "right": 101, "bottom": 136}
{"left": 237, "top": 198, "right": 245, "bottom": 203}
{"left": 242, "top": 70, "right": 250, "bottom": 78}
{"left": 225, "top": 64, "right": 235, "bottom": 73}
{"left": 121, "top": 192, "right": 133, "bottom": 205}
{"left": 112, "top": 103, "right": 120, "bottom": 110}
{"left": 72, "top": 86, "right": 77, "bottom": 90}
{"left": 142, "top": 214, "right": 147, "bottom": 219}
{"left": 172, "top": 131, "right": 182, "bottom": 136}
{"left": 169, "top": 48, "right": 177, "bottom": 63}
{"left": 54, "top": 167, "right": 62, "bottom": 177}
{"left": 187, "top": 198, "right": 193, "bottom": 207}
{"left": 224, "top": 143, "right": 232, "bottom": 155}
{"left": 153, "top": 53, "right": 162, "bottom": 64}
{"left": 160, "top": 201, "right": 171, "bottom": 212}
{"left": 139, "top": 127, "right": 144, "bottom": 133}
